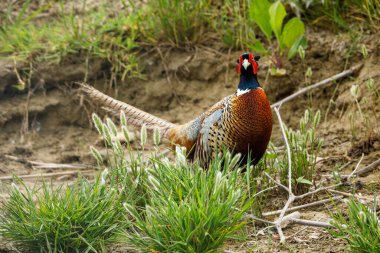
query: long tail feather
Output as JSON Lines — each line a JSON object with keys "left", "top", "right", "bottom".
{"left": 79, "top": 83, "right": 176, "bottom": 130}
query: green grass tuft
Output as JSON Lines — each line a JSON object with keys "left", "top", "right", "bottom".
{"left": 122, "top": 151, "right": 252, "bottom": 252}
{"left": 0, "top": 1, "right": 140, "bottom": 80}
{"left": 0, "top": 175, "right": 126, "bottom": 253}
{"left": 330, "top": 198, "right": 380, "bottom": 253}
{"left": 93, "top": 113, "right": 255, "bottom": 252}
{"left": 278, "top": 109, "right": 323, "bottom": 194}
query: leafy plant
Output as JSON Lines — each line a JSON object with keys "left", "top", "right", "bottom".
{"left": 0, "top": 174, "right": 126, "bottom": 253}
{"left": 279, "top": 109, "right": 323, "bottom": 194}
{"left": 249, "top": 0, "right": 307, "bottom": 61}
{"left": 330, "top": 198, "right": 380, "bottom": 252}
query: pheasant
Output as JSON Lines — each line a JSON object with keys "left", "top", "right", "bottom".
{"left": 80, "top": 52, "right": 273, "bottom": 166}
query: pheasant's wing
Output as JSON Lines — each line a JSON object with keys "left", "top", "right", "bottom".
{"left": 194, "top": 95, "right": 233, "bottom": 165}
{"left": 197, "top": 95, "right": 231, "bottom": 122}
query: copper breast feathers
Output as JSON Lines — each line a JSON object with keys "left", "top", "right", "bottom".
{"left": 195, "top": 88, "right": 272, "bottom": 165}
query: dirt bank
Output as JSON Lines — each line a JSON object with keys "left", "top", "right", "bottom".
{"left": 0, "top": 29, "right": 379, "bottom": 252}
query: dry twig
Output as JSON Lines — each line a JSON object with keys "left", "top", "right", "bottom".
{"left": 347, "top": 153, "right": 364, "bottom": 180}
{"left": 272, "top": 107, "right": 295, "bottom": 242}
{"left": 271, "top": 64, "right": 363, "bottom": 108}
{"left": 0, "top": 170, "right": 95, "bottom": 180}
{"left": 289, "top": 218, "right": 333, "bottom": 228}
{"left": 262, "top": 196, "right": 343, "bottom": 217}
{"left": 327, "top": 189, "right": 376, "bottom": 201}
{"left": 2, "top": 154, "right": 93, "bottom": 170}
{"left": 343, "top": 157, "right": 380, "bottom": 178}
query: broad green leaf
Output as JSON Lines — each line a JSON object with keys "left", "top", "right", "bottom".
{"left": 249, "top": 0, "right": 272, "bottom": 41}
{"left": 269, "top": 1, "right": 286, "bottom": 43}
{"left": 249, "top": 40, "right": 267, "bottom": 54}
{"left": 287, "top": 36, "right": 307, "bottom": 59}
{"left": 296, "top": 176, "right": 312, "bottom": 185}
{"left": 281, "top": 17, "right": 305, "bottom": 49}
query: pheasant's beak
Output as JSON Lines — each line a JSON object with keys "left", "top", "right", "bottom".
{"left": 242, "top": 59, "right": 250, "bottom": 70}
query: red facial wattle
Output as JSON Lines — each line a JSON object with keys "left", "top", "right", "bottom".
{"left": 237, "top": 55, "right": 243, "bottom": 74}
{"left": 237, "top": 53, "right": 258, "bottom": 75}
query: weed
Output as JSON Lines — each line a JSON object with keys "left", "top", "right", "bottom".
{"left": 349, "top": 82, "right": 377, "bottom": 146}
{"left": 0, "top": 0, "right": 310, "bottom": 77}
{"left": 92, "top": 113, "right": 256, "bottom": 252}
{"left": 132, "top": 0, "right": 213, "bottom": 47}
{"left": 0, "top": 1, "right": 140, "bottom": 82}
{"left": 348, "top": 44, "right": 379, "bottom": 146}
{"left": 279, "top": 109, "right": 323, "bottom": 194}
{"left": 130, "top": 0, "right": 259, "bottom": 50}
{"left": 122, "top": 151, "right": 252, "bottom": 252}
{"left": 330, "top": 198, "right": 380, "bottom": 252}
{"left": 0, "top": 175, "right": 126, "bottom": 253}
{"left": 216, "top": 0, "right": 258, "bottom": 50}
{"left": 91, "top": 112, "right": 150, "bottom": 209}
{"left": 295, "top": 0, "right": 380, "bottom": 31}
{"left": 349, "top": 112, "right": 358, "bottom": 143}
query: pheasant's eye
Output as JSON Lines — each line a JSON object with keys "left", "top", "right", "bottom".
{"left": 236, "top": 59, "right": 239, "bottom": 64}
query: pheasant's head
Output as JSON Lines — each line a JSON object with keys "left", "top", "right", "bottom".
{"left": 236, "top": 53, "right": 261, "bottom": 94}
{"left": 237, "top": 52, "right": 260, "bottom": 77}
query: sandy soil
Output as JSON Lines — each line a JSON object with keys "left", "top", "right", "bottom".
{"left": 0, "top": 15, "right": 379, "bottom": 252}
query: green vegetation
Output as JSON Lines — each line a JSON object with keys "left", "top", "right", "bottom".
{"left": 123, "top": 152, "right": 251, "bottom": 252}
{"left": 0, "top": 113, "right": 258, "bottom": 252}
{"left": 1, "top": 0, "right": 379, "bottom": 80}
{"left": 0, "top": 109, "right": 372, "bottom": 252}
{"left": 330, "top": 198, "right": 380, "bottom": 253}
{"left": 0, "top": 174, "right": 126, "bottom": 253}
{"left": 278, "top": 109, "right": 322, "bottom": 194}
{"left": 284, "top": 0, "right": 380, "bottom": 30}
{"left": 130, "top": 0, "right": 213, "bottom": 46}
{"left": 249, "top": 0, "right": 306, "bottom": 60}
{"left": 0, "top": 1, "right": 140, "bottom": 80}
{"left": 93, "top": 112, "right": 254, "bottom": 252}
{"left": 348, "top": 45, "right": 379, "bottom": 146}
{"left": 1, "top": 1, "right": 379, "bottom": 252}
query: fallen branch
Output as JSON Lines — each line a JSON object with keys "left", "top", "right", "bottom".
{"left": 262, "top": 196, "right": 343, "bottom": 217}
{"left": 244, "top": 214, "right": 275, "bottom": 226}
{"left": 295, "top": 183, "right": 342, "bottom": 199}
{"left": 339, "top": 157, "right": 380, "bottom": 180}
{"left": 271, "top": 64, "right": 363, "bottom": 108}
{"left": 32, "top": 163, "right": 92, "bottom": 170}
{"left": 272, "top": 107, "right": 295, "bottom": 243}
{"left": 2, "top": 154, "right": 93, "bottom": 170}
{"left": 279, "top": 211, "right": 300, "bottom": 228}
{"left": 327, "top": 189, "right": 376, "bottom": 201}
{"left": 290, "top": 218, "right": 333, "bottom": 228}
{"left": 262, "top": 107, "right": 346, "bottom": 243}
{"left": 279, "top": 212, "right": 333, "bottom": 229}
{"left": 0, "top": 170, "right": 95, "bottom": 180}
{"left": 347, "top": 153, "right": 364, "bottom": 180}
{"left": 348, "top": 157, "right": 380, "bottom": 178}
